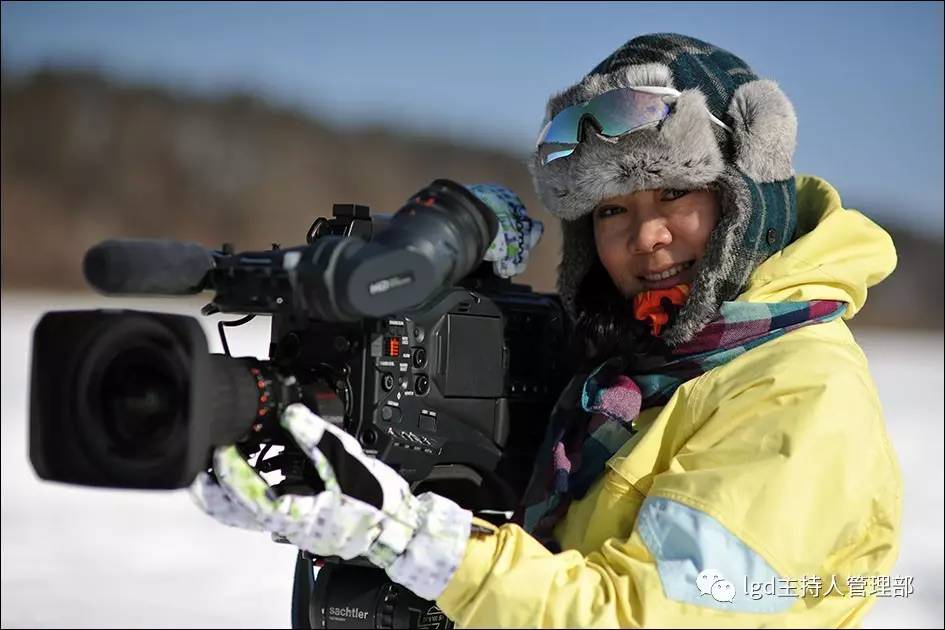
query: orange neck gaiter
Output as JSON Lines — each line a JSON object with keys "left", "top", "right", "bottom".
{"left": 632, "top": 284, "right": 691, "bottom": 337}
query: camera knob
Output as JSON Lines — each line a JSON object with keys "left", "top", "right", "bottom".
{"left": 380, "top": 405, "right": 401, "bottom": 423}
{"left": 412, "top": 347, "right": 427, "bottom": 368}
{"left": 415, "top": 375, "right": 429, "bottom": 396}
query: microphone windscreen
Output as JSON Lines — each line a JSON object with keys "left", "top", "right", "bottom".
{"left": 83, "top": 239, "right": 213, "bottom": 295}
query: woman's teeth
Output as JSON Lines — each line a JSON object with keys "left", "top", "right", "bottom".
{"left": 643, "top": 260, "right": 694, "bottom": 282}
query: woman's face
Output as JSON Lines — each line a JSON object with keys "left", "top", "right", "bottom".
{"left": 592, "top": 188, "right": 720, "bottom": 297}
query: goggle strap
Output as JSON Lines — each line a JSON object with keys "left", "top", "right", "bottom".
{"left": 635, "top": 85, "right": 733, "bottom": 133}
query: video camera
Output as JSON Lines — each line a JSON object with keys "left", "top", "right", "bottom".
{"left": 28, "top": 179, "right": 570, "bottom": 629}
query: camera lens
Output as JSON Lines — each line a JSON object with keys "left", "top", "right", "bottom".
{"left": 73, "top": 316, "right": 192, "bottom": 483}
{"left": 99, "top": 347, "right": 184, "bottom": 457}
{"left": 30, "top": 310, "right": 268, "bottom": 489}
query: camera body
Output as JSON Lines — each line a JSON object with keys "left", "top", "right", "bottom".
{"left": 267, "top": 272, "right": 566, "bottom": 508}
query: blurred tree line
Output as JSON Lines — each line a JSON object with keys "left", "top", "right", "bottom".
{"left": 2, "top": 69, "right": 941, "bottom": 330}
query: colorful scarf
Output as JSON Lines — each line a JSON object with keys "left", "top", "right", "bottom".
{"left": 518, "top": 299, "right": 847, "bottom": 550}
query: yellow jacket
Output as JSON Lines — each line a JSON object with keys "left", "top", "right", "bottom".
{"left": 436, "top": 175, "right": 902, "bottom": 627}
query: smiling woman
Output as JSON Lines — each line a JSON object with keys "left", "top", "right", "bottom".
{"left": 431, "top": 32, "right": 904, "bottom": 628}
{"left": 571, "top": 186, "right": 724, "bottom": 362}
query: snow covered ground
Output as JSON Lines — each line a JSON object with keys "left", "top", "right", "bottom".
{"left": 2, "top": 292, "right": 942, "bottom": 628}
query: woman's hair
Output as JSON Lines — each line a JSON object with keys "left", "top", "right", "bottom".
{"left": 570, "top": 257, "right": 676, "bottom": 371}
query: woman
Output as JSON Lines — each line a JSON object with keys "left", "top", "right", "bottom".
{"left": 194, "top": 33, "right": 902, "bottom": 627}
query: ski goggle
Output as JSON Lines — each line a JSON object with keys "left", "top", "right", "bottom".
{"left": 536, "top": 86, "right": 733, "bottom": 165}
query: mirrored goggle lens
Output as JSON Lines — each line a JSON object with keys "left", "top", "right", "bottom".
{"left": 537, "top": 88, "right": 671, "bottom": 164}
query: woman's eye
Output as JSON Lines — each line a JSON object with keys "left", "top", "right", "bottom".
{"left": 596, "top": 206, "right": 625, "bottom": 218}
{"left": 661, "top": 188, "right": 690, "bottom": 201}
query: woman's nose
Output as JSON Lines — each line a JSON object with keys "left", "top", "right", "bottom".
{"left": 631, "top": 218, "right": 672, "bottom": 253}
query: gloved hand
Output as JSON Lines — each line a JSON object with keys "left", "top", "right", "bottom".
{"left": 466, "top": 184, "right": 543, "bottom": 279}
{"left": 189, "top": 403, "right": 473, "bottom": 600}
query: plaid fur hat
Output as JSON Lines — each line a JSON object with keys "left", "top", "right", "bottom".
{"left": 529, "top": 33, "right": 798, "bottom": 347}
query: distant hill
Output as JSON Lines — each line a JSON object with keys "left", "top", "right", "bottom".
{"left": 2, "top": 69, "right": 941, "bottom": 330}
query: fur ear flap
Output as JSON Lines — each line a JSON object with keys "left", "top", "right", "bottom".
{"left": 727, "top": 79, "right": 797, "bottom": 182}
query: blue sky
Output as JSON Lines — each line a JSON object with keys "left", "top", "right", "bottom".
{"left": 2, "top": 1, "right": 943, "bottom": 232}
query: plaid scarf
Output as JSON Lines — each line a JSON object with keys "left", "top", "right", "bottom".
{"left": 518, "top": 299, "right": 847, "bottom": 550}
